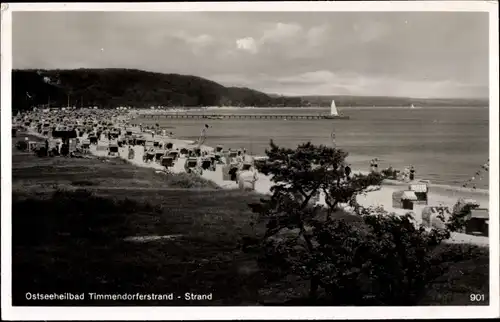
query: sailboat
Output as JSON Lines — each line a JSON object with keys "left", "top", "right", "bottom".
{"left": 410, "top": 104, "right": 415, "bottom": 109}
{"left": 323, "top": 100, "right": 350, "bottom": 120}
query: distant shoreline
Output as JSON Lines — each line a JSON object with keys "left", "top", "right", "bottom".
{"left": 12, "top": 69, "right": 488, "bottom": 111}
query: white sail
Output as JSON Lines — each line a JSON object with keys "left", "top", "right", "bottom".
{"left": 410, "top": 104, "right": 415, "bottom": 109}
{"left": 330, "top": 100, "right": 339, "bottom": 116}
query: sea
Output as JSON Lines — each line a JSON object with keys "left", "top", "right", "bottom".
{"left": 137, "top": 107, "right": 490, "bottom": 191}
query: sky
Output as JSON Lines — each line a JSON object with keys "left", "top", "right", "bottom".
{"left": 13, "top": 11, "right": 489, "bottom": 98}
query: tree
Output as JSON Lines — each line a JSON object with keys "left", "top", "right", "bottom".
{"left": 246, "top": 140, "right": 450, "bottom": 305}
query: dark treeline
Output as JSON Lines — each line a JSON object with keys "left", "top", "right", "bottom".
{"left": 12, "top": 68, "right": 488, "bottom": 111}
{"left": 12, "top": 68, "right": 302, "bottom": 111}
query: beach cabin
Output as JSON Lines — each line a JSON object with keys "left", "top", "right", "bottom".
{"left": 409, "top": 183, "right": 429, "bottom": 205}
{"left": 392, "top": 190, "right": 418, "bottom": 210}
{"left": 466, "top": 208, "right": 489, "bottom": 237}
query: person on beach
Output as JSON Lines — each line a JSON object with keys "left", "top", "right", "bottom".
{"left": 373, "top": 158, "right": 379, "bottom": 172}
{"left": 128, "top": 146, "right": 135, "bottom": 160}
{"left": 387, "top": 165, "right": 394, "bottom": 176}
{"left": 409, "top": 165, "right": 415, "bottom": 181}
{"left": 345, "top": 164, "right": 352, "bottom": 179}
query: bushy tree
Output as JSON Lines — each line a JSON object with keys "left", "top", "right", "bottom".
{"left": 247, "top": 140, "right": 450, "bottom": 305}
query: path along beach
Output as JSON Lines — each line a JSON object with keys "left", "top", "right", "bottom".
{"left": 18, "top": 109, "right": 489, "bottom": 246}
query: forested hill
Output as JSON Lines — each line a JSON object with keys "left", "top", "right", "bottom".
{"left": 12, "top": 68, "right": 487, "bottom": 111}
{"left": 12, "top": 68, "right": 302, "bottom": 111}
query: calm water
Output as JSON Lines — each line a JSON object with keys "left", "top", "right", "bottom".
{"left": 137, "top": 107, "right": 489, "bottom": 190}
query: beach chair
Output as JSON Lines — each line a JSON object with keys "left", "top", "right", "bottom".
{"left": 108, "top": 144, "right": 119, "bottom": 157}
{"left": 409, "top": 183, "right": 429, "bottom": 205}
{"left": 201, "top": 157, "right": 213, "bottom": 171}
{"left": 400, "top": 190, "right": 418, "bottom": 210}
{"left": 253, "top": 157, "right": 268, "bottom": 169}
{"left": 161, "top": 156, "right": 174, "bottom": 169}
{"left": 155, "top": 150, "right": 166, "bottom": 162}
{"left": 28, "top": 141, "right": 38, "bottom": 152}
{"left": 143, "top": 149, "right": 155, "bottom": 163}
{"left": 214, "top": 153, "right": 224, "bottom": 164}
{"left": 167, "top": 151, "right": 179, "bottom": 162}
{"left": 185, "top": 157, "right": 201, "bottom": 174}
{"left": 82, "top": 139, "right": 91, "bottom": 152}
{"left": 145, "top": 140, "right": 154, "bottom": 149}
{"left": 465, "top": 209, "right": 489, "bottom": 236}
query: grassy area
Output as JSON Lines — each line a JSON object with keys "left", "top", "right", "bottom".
{"left": 11, "top": 136, "right": 489, "bottom": 306}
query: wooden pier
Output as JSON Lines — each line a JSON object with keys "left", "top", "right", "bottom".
{"left": 139, "top": 114, "right": 349, "bottom": 120}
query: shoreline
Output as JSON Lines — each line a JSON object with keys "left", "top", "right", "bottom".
{"left": 20, "top": 128, "right": 489, "bottom": 245}
{"left": 23, "top": 126, "right": 488, "bottom": 205}
{"left": 23, "top": 127, "right": 489, "bottom": 198}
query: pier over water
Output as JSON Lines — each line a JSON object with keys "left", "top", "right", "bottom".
{"left": 139, "top": 114, "right": 349, "bottom": 120}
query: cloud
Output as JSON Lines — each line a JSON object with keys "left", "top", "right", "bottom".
{"left": 172, "top": 31, "right": 214, "bottom": 55}
{"left": 211, "top": 70, "right": 487, "bottom": 98}
{"left": 236, "top": 37, "right": 258, "bottom": 54}
{"left": 13, "top": 12, "right": 488, "bottom": 98}
{"left": 260, "top": 22, "right": 303, "bottom": 44}
{"left": 234, "top": 22, "right": 330, "bottom": 59}
{"left": 306, "top": 25, "right": 329, "bottom": 47}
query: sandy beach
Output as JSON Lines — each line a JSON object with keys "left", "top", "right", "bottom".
{"left": 23, "top": 118, "right": 488, "bottom": 246}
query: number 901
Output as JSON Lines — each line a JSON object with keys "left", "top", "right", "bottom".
{"left": 470, "top": 294, "right": 485, "bottom": 302}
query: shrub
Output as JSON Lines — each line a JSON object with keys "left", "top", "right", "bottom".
{"left": 16, "top": 140, "right": 28, "bottom": 151}
{"left": 246, "top": 141, "right": 451, "bottom": 305}
{"left": 165, "top": 172, "right": 220, "bottom": 189}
